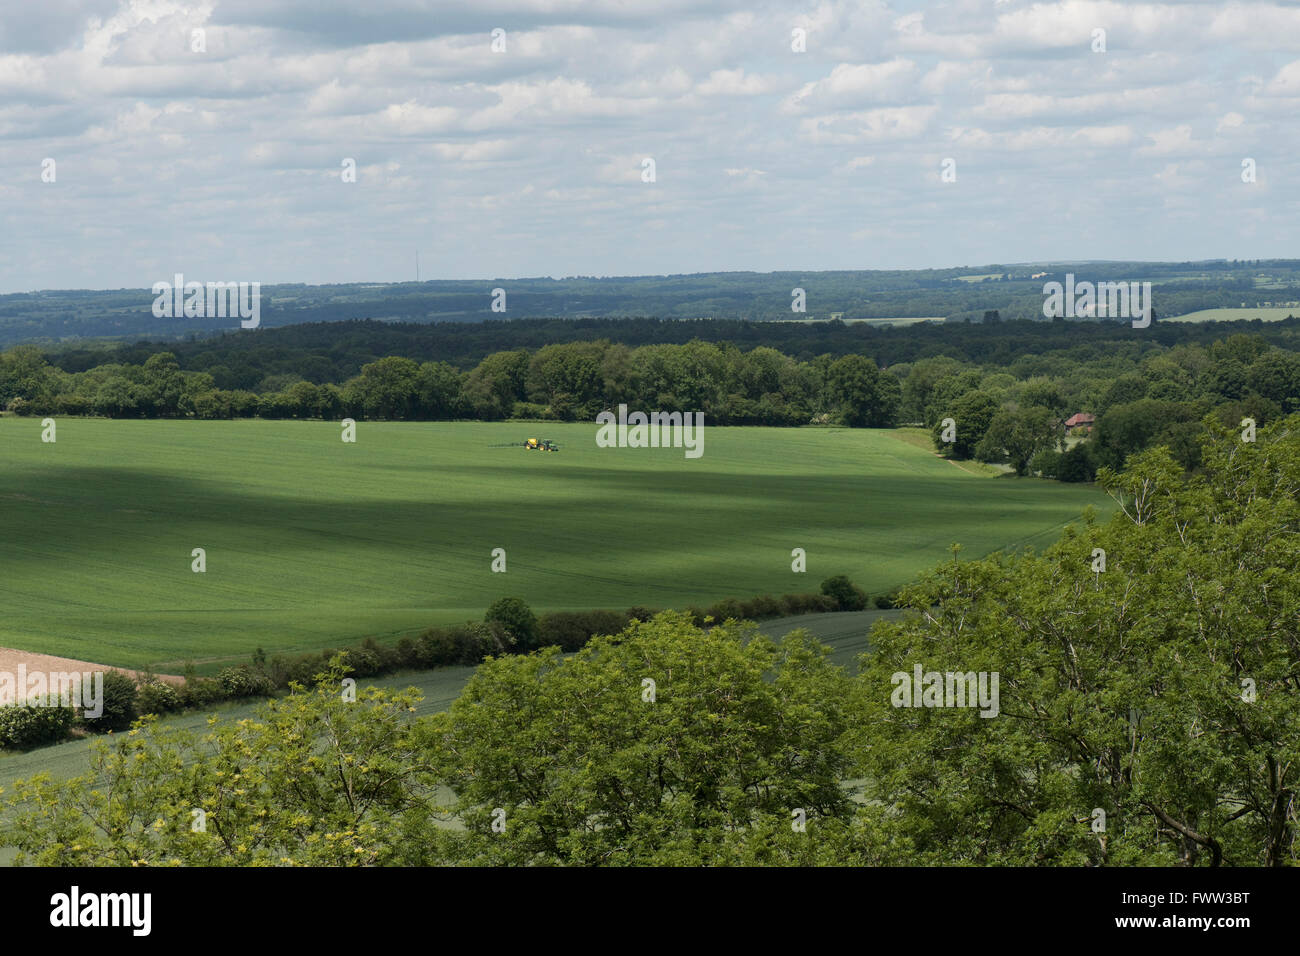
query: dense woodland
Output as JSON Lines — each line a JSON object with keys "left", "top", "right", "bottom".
{"left": 3, "top": 316, "right": 1299, "bottom": 483}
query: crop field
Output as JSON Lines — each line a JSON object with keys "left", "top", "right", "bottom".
{"left": 0, "top": 418, "right": 1109, "bottom": 671}
{"left": 1165, "top": 307, "right": 1298, "bottom": 322}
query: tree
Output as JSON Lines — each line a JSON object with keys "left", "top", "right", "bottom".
{"left": 932, "top": 390, "right": 998, "bottom": 459}
{"left": 425, "top": 612, "right": 857, "bottom": 865}
{"left": 4, "top": 658, "right": 444, "bottom": 866}
{"left": 525, "top": 343, "right": 605, "bottom": 418}
{"left": 1245, "top": 351, "right": 1300, "bottom": 413}
{"left": 356, "top": 356, "right": 420, "bottom": 419}
{"left": 415, "top": 361, "right": 463, "bottom": 419}
{"left": 83, "top": 671, "right": 139, "bottom": 732}
{"left": 139, "top": 352, "right": 185, "bottom": 417}
{"left": 975, "top": 406, "right": 1057, "bottom": 476}
{"left": 0, "top": 346, "right": 56, "bottom": 408}
{"left": 901, "top": 357, "right": 966, "bottom": 425}
{"left": 1056, "top": 442, "right": 1097, "bottom": 482}
{"left": 854, "top": 418, "right": 1300, "bottom": 866}
{"left": 820, "top": 574, "right": 867, "bottom": 611}
{"left": 825, "top": 354, "right": 898, "bottom": 427}
{"left": 1092, "top": 399, "right": 1199, "bottom": 471}
{"left": 462, "top": 350, "right": 530, "bottom": 419}
{"left": 1018, "top": 379, "right": 1067, "bottom": 418}
{"left": 484, "top": 597, "right": 538, "bottom": 652}
{"left": 1098, "top": 373, "right": 1148, "bottom": 414}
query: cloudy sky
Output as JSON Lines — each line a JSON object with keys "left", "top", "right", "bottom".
{"left": 0, "top": 0, "right": 1297, "bottom": 294}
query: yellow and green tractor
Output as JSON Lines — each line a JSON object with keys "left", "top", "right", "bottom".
{"left": 493, "top": 438, "right": 561, "bottom": 452}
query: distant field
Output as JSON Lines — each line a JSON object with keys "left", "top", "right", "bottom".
{"left": 0, "top": 419, "right": 1109, "bottom": 671}
{"left": 786, "top": 316, "right": 943, "bottom": 326}
{"left": 1165, "top": 307, "right": 1298, "bottom": 323}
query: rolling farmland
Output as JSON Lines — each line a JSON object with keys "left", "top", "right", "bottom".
{"left": 1165, "top": 307, "right": 1299, "bottom": 322}
{"left": 0, "top": 418, "right": 1110, "bottom": 671}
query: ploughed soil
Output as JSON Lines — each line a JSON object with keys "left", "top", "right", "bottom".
{"left": 0, "top": 647, "right": 183, "bottom": 691}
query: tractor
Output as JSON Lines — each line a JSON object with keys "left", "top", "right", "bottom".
{"left": 493, "top": 438, "right": 561, "bottom": 452}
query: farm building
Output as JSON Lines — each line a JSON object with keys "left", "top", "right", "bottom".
{"left": 1064, "top": 412, "right": 1096, "bottom": 434}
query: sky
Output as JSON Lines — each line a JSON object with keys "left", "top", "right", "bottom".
{"left": 0, "top": 0, "right": 1297, "bottom": 294}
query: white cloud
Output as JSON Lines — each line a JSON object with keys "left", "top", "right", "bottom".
{"left": 2, "top": 0, "right": 1299, "bottom": 292}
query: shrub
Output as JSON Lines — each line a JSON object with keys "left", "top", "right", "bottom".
{"left": 84, "top": 670, "right": 138, "bottom": 732}
{"left": 280, "top": 652, "right": 329, "bottom": 688}
{"left": 536, "top": 610, "right": 628, "bottom": 652}
{"left": 417, "top": 627, "right": 461, "bottom": 667}
{"left": 136, "top": 681, "right": 182, "bottom": 715}
{"left": 357, "top": 637, "right": 402, "bottom": 674}
{"left": 0, "top": 705, "right": 75, "bottom": 749}
{"left": 417, "top": 624, "right": 496, "bottom": 667}
{"left": 1057, "top": 443, "right": 1098, "bottom": 483}
{"left": 625, "top": 606, "right": 658, "bottom": 622}
{"left": 485, "top": 597, "right": 538, "bottom": 651}
{"left": 820, "top": 575, "right": 868, "bottom": 612}
{"left": 705, "top": 597, "right": 746, "bottom": 622}
{"left": 217, "top": 666, "right": 275, "bottom": 699}
{"left": 341, "top": 644, "right": 382, "bottom": 677}
{"left": 738, "top": 594, "right": 783, "bottom": 620}
{"left": 1031, "top": 448, "right": 1061, "bottom": 479}
{"left": 780, "top": 592, "right": 822, "bottom": 616}
{"left": 874, "top": 589, "right": 902, "bottom": 610}
{"left": 395, "top": 636, "right": 420, "bottom": 668}
{"left": 510, "top": 402, "right": 549, "bottom": 420}
{"left": 180, "top": 676, "right": 227, "bottom": 708}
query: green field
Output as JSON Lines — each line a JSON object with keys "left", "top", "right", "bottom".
{"left": 0, "top": 419, "right": 1109, "bottom": 671}
{"left": 1165, "top": 307, "right": 1298, "bottom": 323}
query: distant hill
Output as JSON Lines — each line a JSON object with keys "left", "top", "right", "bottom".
{"left": 3, "top": 259, "right": 1299, "bottom": 349}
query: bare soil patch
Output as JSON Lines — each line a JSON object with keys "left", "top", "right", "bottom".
{"left": 0, "top": 647, "right": 183, "bottom": 686}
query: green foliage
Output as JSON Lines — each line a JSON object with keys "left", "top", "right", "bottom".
{"left": 975, "top": 405, "right": 1057, "bottom": 475}
{"left": 427, "top": 613, "right": 859, "bottom": 865}
{"left": 826, "top": 354, "right": 899, "bottom": 427}
{"left": 136, "top": 681, "right": 181, "bottom": 716}
{"left": 4, "top": 658, "right": 442, "bottom": 866}
{"left": 819, "top": 575, "right": 868, "bottom": 612}
{"left": 1056, "top": 442, "right": 1098, "bottom": 482}
{"left": 1093, "top": 399, "right": 1200, "bottom": 471}
{"left": 856, "top": 416, "right": 1300, "bottom": 865}
{"left": 216, "top": 666, "right": 275, "bottom": 699}
{"left": 484, "top": 597, "right": 538, "bottom": 652}
{"left": 84, "top": 671, "right": 138, "bottom": 733}
{"left": 0, "top": 705, "right": 76, "bottom": 749}
{"left": 933, "top": 390, "right": 999, "bottom": 459}
{"left": 535, "top": 610, "right": 630, "bottom": 651}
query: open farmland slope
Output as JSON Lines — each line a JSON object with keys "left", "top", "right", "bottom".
{"left": 0, "top": 419, "right": 1109, "bottom": 669}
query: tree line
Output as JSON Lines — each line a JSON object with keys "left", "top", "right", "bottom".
{"left": 2, "top": 341, "right": 903, "bottom": 428}
{"left": 5, "top": 327, "right": 1300, "bottom": 484}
